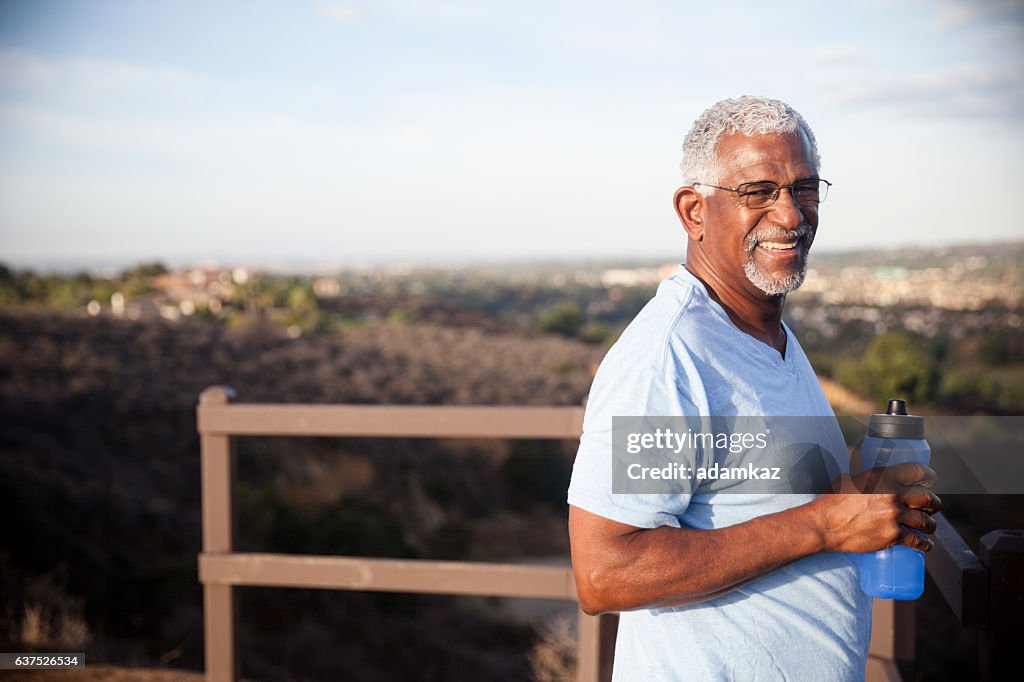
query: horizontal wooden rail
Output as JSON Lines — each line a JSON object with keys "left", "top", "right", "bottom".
{"left": 198, "top": 403, "right": 585, "bottom": 439}
{"left": 925, "top": 513, "right": 989, "bottom": 627}
{"left": 200, "top": 552, "right": 578, "bottom": 600}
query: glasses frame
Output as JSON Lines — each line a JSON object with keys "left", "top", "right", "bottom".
{"left": 693, "top": 178, "right": 832, "bottom": 208}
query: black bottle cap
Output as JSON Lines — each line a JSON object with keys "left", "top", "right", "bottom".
{"left": 886, "top": 399, "right": 908, "bottom": 416}
{"left": 869, "top": 398, "right": 925, "bottom": 439}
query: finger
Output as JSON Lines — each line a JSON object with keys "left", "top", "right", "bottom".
{"left": 898, "top": 509, "right": 937, "bottom": 535}
{"left": 901, "top": 488, "right": 942, "bottom": 514}
{"left": 899, "top": 528, "right": 934, "bottom": 553}
{"left": 889, "top": 462, "right": 936, "bottom": 488}
{"left": 914, "top": 465, "right": 938, "bottom": 489}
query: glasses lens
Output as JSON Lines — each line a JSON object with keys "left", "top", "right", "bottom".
{"left": 737, "top": 182, "right": 779, "bottom": 208}
{"left": 793, "top": 180, "right": 825, "bottom": 205}
{"left": 817, "top": 180, "right": 829, "bottom": 203}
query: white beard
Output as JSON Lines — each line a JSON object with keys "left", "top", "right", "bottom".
{"left": 742, "top": 224, "right": 814, "bottom": 295}
{"left": 744, "top": 259, "right": 807, "bottom": 295}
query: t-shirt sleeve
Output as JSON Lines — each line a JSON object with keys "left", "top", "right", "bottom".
{"left": 567, "top": 344, "right": 705, "bottom": 529}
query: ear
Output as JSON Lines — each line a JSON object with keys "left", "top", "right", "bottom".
{"left": 674, "top": 186, "right": 705, "bottom": 241}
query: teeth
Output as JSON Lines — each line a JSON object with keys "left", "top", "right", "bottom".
{"left": 759, "top": 240, "right": 797, "bottom": 250}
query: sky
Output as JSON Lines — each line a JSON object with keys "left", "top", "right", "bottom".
{"left": 1, "top": 0, "right": 1023, "bottom": 269}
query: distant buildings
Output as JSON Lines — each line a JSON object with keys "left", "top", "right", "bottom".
{"left": 799, "top": 257, "right": 1020, "bottom": 311}
{"left": 81, "top": 247, "right": 1021, "bottom": 336}
{"left": 599, "top": 264, "right": 678, "bottom": 288}
{"left": 87, "top": 267, "right": 247, "bottom": 320}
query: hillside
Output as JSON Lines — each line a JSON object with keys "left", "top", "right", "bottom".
{"left": 0, "top": 310, "right": 602, "bottom": 681}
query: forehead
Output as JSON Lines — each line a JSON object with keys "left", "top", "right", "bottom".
{"left": 715, "top": 131, "right": 816, "bottom": 183}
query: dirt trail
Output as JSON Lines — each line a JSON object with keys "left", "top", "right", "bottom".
{"left": 0, "top": 666, "right": 207, "bottom": 682}
{"left": 818, "top": 376, "right": 874, "bottom": 415}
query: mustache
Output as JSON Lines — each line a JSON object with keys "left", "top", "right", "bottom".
{"left": 745, "top": 224, "right": 815, "bottom": 254}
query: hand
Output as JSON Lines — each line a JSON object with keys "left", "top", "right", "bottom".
{"left": 854, "top": 461, "right": 936, "bottom": 495}
{"left": 816, "top": 462, "right": 942, "bottom": 554}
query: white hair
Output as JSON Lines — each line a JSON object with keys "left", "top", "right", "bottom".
{"left": 681, "top": 96, "right": 821, "bottom": 195}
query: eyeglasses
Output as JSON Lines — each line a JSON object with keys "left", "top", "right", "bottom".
{"left": 693, "top": 179, "right": 832, "bottom": 209}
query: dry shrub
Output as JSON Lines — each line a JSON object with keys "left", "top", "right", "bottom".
{"left": 56, "top": 606, "right": 90, "bottom": 649}
{"left": 18, "top": 602, "right": 89, "bottom": 650}
{"left": 19, "top": 604, "right": 47, "bottom": 647}
{"left": 528, "top": 615, "right": 576, "bottom": 682}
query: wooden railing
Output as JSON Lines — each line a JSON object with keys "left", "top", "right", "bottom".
{"left": 920, "top": 518, "right": 1023, "bottom": 680}
{"left": 197, "top": 386, "right": 1021, "bottom": 681}
{"left": 197, "top": 385, "right": 610, "bottom": 682}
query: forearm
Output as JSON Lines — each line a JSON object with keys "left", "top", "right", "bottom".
{"left": 571, "top": 466, "right": 941, "bottom": 615}
{"left": 570, "top": 501, "right": 826, "bottom": 614}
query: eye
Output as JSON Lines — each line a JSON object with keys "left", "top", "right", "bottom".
{"left": 793, "top": 181, "right": 822, "bottom": 203}
{"left": 738, "top": 183, "right": 777, "bottom": 199}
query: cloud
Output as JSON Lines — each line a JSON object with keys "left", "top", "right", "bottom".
{"left": 0, "top": 49, "right": 54, "bottom": 87}
{"left": 0, "top": 48, "right": 220, "bottom": 105}
{"left": 811, "top": 48, "right": 879, "bottom": 70}
{"left": 319, "top": 2, "right": 360, "bottom": 24}
{"left": 0, "top": 103, "right": 437, "bottom": 171}
{"left": 565, "top": 23, "right": 683, "bottom": 59}
{"left": 0, "top": 49, "right": 444, "bottom": 177}
{"left": 824, "top": 63, "right": 1024, "bottom": 122}
{"left": 928, "top": 0, "right": 1024, "bottom": 55}
{"left": 931, "top": 0, "right": 1024, "bottom": 31}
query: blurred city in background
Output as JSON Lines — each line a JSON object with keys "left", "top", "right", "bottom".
{"left": 1, "top": 238, "right": 1022, "bottom": 680}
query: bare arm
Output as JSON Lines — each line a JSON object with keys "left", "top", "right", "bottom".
{"left": 569, "top": 462, "right": 941, "bottom": 615}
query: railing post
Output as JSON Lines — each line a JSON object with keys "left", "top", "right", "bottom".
{"left": 867, "top": 597, "right": 914, "bottom": 681}
{"left": 199, "top": 386, "right": 237, "bottom": 682}
{"left": 980, "top": 529, "right": 1024, "bottom": 680}
{"left": 893, "top": 599, "right": 915, "bottom": 680}
{"left": 577, "top": 611, "right": 617, "bottom": 682}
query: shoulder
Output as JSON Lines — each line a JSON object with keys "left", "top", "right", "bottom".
{"left": 602, "top": 269, "right": 704, "bottom": 374}
{"left": 585, "top": 270, "right": 712, "bottom": 419}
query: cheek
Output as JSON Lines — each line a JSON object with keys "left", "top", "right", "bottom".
{"left": 803, "top": 218, "right": 819, "bottom": 241}
{"left": 802, "top": 207, "right": 820, "bottom": 227}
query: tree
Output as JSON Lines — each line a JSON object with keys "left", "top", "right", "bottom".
{"left": 861, "top": 331, "right": 937, "bottom": 405}
{"left": 535, "top": 301, "right": 583, "bottom": 338}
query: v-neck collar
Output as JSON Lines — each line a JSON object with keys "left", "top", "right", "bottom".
{"left": 678, "top": 265, "right": 793, "bottom": 364}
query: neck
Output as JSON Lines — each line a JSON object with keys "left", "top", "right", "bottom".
{"left": 685, "top": 255, "right": 787, "bottom": 355}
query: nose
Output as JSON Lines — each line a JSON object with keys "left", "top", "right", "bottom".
{"left": 769, "top": 187, "right": 806, "bottom": 229}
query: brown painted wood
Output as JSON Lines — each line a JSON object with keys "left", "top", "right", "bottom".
{"left": 198, "top": 386, "right": 236, "bottom": 681}
{"left": 980, "top": 529, "right": 1024, "bottom": 680}
{"left": 198, "top": 403, "right": 584, "bottom": 438}
{"left": 925, "top": 513, "right": 989, "bottom": 627}
{"left": 200, "top": 552, "right": 578, "bottom": 600}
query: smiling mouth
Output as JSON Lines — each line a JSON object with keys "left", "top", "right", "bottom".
{"left": 744, "top": 224, "right": 815, "bottom": 261}
{"left": 757, "top": 239, "right": 800, "bottom": 251}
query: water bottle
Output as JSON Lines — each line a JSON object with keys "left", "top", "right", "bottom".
{"left": 858, "top": 398, "right": 931, "bottom": 600}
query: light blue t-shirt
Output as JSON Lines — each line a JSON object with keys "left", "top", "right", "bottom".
{"left": 568, "top": 266, "right": 871, "bottom": 681}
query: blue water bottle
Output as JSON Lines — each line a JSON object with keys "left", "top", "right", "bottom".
{"left": 858, "top": 399, "right": 931, "bottom": 600}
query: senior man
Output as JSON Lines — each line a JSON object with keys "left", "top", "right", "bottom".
{"left": 567, "top": 96, "right": 940, "bottom": 680}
